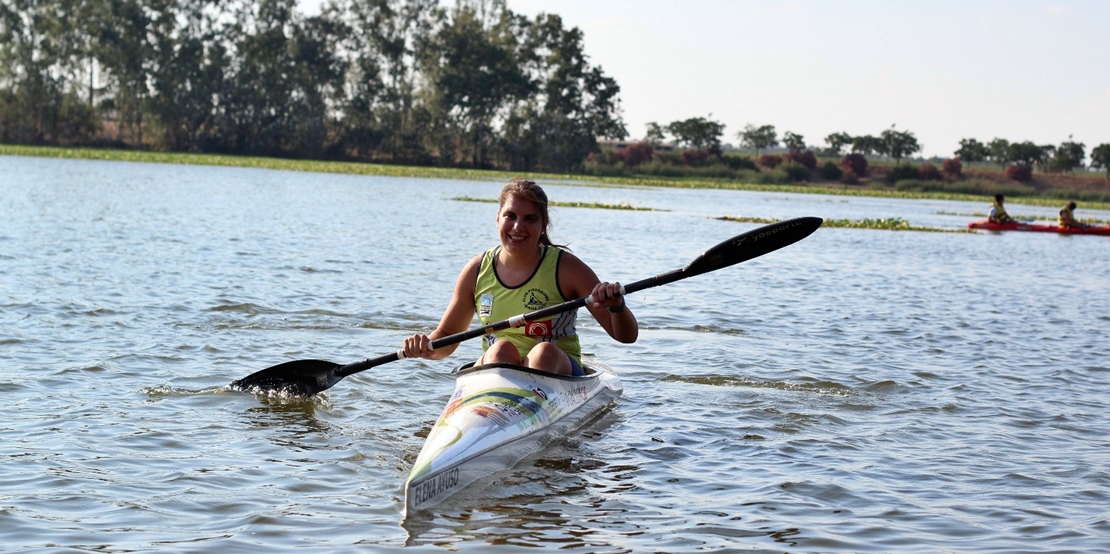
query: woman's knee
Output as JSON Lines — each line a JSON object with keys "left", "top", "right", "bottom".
{"left": 526, "top": 343, "right": 572, "bottom": 375}
{"left": 482, "top": 340, "right": 521, "bottom": 364}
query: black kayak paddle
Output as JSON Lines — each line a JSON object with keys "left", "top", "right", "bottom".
{"left": 229, "top": 216, "right": 823, "bottom": 396}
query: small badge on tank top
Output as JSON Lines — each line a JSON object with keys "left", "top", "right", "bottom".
{"left": 479, "top": 294, "right": 493, "bottom": 318}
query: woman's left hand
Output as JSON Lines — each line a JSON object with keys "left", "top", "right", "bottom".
{"left": 590, "top": 281, "right": 624, "bottom": 311}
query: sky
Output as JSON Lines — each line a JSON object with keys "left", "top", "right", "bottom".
{"left": 301, "top": 0, "right": 1110, "bottom": 160}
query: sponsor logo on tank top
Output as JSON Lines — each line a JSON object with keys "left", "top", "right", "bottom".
{"left": 523, "top": 288, "right": 549, "bottom": 311}
{"left": 479, "top": 293, "right": 493, "bottom": 318}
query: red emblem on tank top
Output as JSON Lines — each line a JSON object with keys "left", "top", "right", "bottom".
{"left": 525, "top": 321, "right": 550, "bottom": 337}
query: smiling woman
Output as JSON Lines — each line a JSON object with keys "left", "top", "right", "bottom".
{"left": 402, "top": 179, "right": 638, "bottom": 377}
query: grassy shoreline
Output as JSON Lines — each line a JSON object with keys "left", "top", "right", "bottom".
{"left": 4, "top": 143, "right": 1107, "bottom": 210}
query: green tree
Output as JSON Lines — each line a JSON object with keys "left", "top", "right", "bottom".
{"left": 782, "top": 131, "right": 805, "bottom": 151}
{"left": 1090, "top": 143, "right": 1110, "bottom": 177}
{"left": 955, "top": 138, "right": 989, "bottom": 162}
{"left": 1006, "top": 141, "right": 1048, "bottom": 167}
{"left": 880, "top": 127, "right": 920, "bottom": 161}
{"left": 738, "top": 123, "right": 777, "bottom": 154}
{"left": 666, "top": 115, "right": 724, "bottom": 150}
{"left": 0, "top": 0, "right": 98, "bottom": 144}
{"left": 144, "top": 0, "right": 230, "bottom": 151}
{"left": 644, "top": 121, "right": 666, "bottom": 145}
{"left": 422, "top": 0, "right": 532, "bottom": 167}
{"left": 823, "top": 132, "right": 852, "bottom": 156}
{"left": 94, "top": 0, "right": 159, "bottom": 146}
{"left": 215, "top": 0, "right": 350, "bottom": 157}
{"left": 499, "top": 11, "right": 625, "bottom": 171}
{"left": 987, "top": 138, "right": 1010, "bottom": 166}
{"left": 850, "top": 134, "right": 881, "bottom": 156}
{"left": 341, "top": 0, "right": 439, "bottom": 162}
{"left": 1049, "top": 140, "right": 1085, "bottom": 172}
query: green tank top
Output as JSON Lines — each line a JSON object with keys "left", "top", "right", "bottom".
{"left": 474, "top": 245, "right": 581, "bottom": 364}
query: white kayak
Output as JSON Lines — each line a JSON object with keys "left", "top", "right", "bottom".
{"left": 403, "top": 357, "right": 623, "bottom": 516}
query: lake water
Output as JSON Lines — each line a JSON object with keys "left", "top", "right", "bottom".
{"left": 2, "top": 155, "right": 1109, "bottom": 552}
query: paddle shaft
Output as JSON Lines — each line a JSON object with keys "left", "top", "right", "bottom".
{"left": 334, "top": 216, "right": 820, "bottom": 378}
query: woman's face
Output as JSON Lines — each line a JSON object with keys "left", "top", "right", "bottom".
{"left": 497, "top": 195, "right": 543, "bottom": 255}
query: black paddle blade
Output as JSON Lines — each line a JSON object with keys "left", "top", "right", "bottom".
{"left": 228, "top": 359, "right": 344, "bottom": 397}
{"left": 685, "top": 216, "right": 822, "bottom": 278}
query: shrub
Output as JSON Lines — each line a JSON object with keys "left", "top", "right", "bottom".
{"left": 758, "top": 154, "right": 783, "bottom": 169}
{"left": 779, "top": 161, "right": 811, "bottom": 182}
{"left": 783, "top": 149, "right": 818, "bottom": 169}
{"left": 655, "top": 151, "right": 684, "bottom": 165}
{"left": 819, "top": 161, "right": 843, "bottom": 180}
{"left": 840, "top": 153, "right": 868, "bottom": 175}
{"left": 941, "top": 158, "right": 963, "bottom": 180}
{"left": 682, "top": 149, "right": 710, "bottom": 166}
{"left": 918, "top": 163, "right": 942, "bottom": 181}
{"left": 619, "top": 141, "right": 654, "bottom": 166}
{"left": 886, "top": 164, "right": 920, "bottom": 183}
{"left": 840, "top": 169, "right": 860, "bottom": 185}
{"left": 723, "top": 155, "right": 758, "bottom": 171}
{"left": 1005, "top": 163, "right": 1033, "bottom": 182}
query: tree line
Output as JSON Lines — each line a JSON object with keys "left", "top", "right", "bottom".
{"left": 644, "top": 117, "right": 923, "bottom": 161}
{"left": 955, "top": 137, "right": 1110, "bottom": 177}
{"left": 0, "top": 0, "right": 626, "bottom": 171}
{"left": 643, "top": 115, "right": 1110, "bottom": 178}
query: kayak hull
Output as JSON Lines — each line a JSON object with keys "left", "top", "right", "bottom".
{"left": 403, "top": 358, "right": 622, "bottom": 516}
{"left": 968, "top": 219, "right": 1110, "bottom": 236}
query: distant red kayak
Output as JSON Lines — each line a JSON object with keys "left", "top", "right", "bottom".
{"left": 968, "top": 219, "right": 1110, "bottom": 236}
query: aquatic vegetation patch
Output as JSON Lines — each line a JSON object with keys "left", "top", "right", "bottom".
{"left": 715, "top": 215, "right": 971, "bottom": 233}
{"left": 452, "top": 196, "right": 666, "bottom": 211}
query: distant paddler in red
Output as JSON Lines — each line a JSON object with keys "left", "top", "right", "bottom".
{"left": 988, "top": 194, "right": 1015, "bottom": 223}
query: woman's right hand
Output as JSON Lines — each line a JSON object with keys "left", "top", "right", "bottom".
{"left": 403, "top": 333, "right": 435, "bottom": 359}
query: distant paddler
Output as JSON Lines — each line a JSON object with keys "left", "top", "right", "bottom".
{"left": 988, "top": 194, "right": 1015, "bottom": 223}
{"left": 1058, "top": 201, "right": 1087, "bottom": 230}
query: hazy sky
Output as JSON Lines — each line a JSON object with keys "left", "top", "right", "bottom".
{"left": 301, "top": 0, "right": 1110, "bottom": 159}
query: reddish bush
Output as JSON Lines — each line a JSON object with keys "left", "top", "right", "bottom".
{"left": 1005, "top": 163, "right": 1033, "bottom": 182}
{"left": 682, "top": 149, "right": 710, "bottom": 166}
{"left": 840, "top": 153, "right": 868, "bottom": 176}
{"left": 783, "top": 149, "right": 818, "bottom": 169}
{"left": 941, "top": 157, "right": 963, "bottom": 180}
{"left": 918, "top": 163, "right": 942, "bottom": 181}
{"left": 758, "top": 154, "right": 783, "bottom": 169}
{"left": 619, "top": 141, "right": 654, "bottom": 166}
{"left": 840, "top": 169, "right": 860, "bottom": 185}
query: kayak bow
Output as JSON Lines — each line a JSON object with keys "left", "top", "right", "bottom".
{"left": 404, "top": 357, "right": 622, "bottom": 517}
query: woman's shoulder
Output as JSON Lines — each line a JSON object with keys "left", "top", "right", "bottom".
{"left": 555, "top": 249, "right": 600, "bottom": 291}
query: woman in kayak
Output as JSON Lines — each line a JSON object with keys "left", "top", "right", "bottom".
{"left": 1059, "top": 201, "right": 1086, "bottom": 229}
{"left": 402, "top": 178, "right": 638, "bottom": 376}
{"left": 988, "top": 194, "right": 1014, "bottom": 223}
